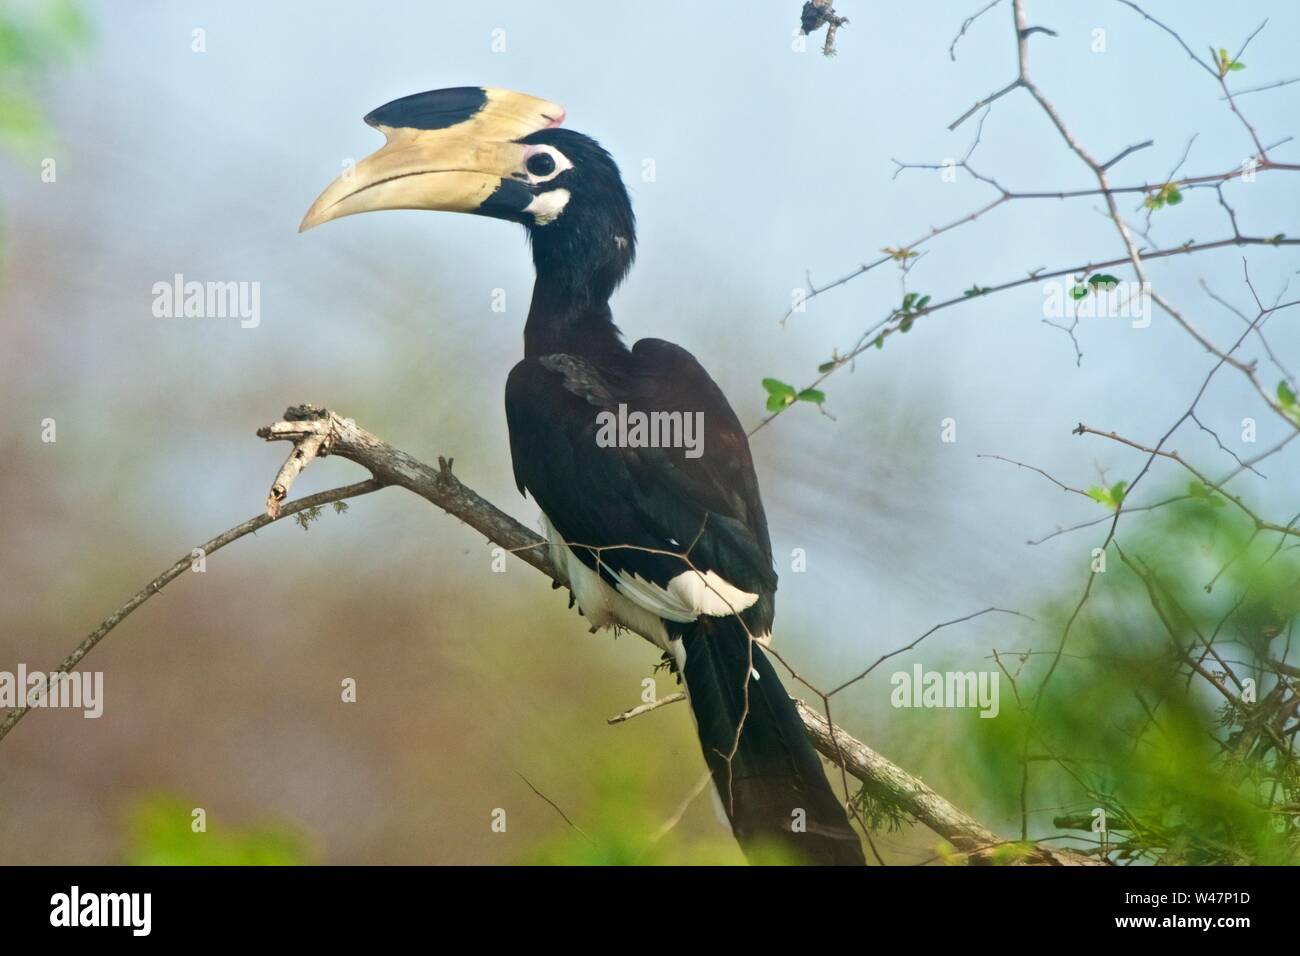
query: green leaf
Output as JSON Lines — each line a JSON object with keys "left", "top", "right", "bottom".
{"left": 1215, "top": 47, "right": 1244, "bottom": 76}
{"left": 1277, "top": 380, "right": 1298, "bottom": 407}
{"left": 1109, "top": 481, "right": 1127, "bottom": 508}
{"left": 817, "top": 360, "right": 838, "bottom": 373}
{"left": 873, "top": 334, "right": 885, "bottom": 349}
{"left": 1146, "top": 182, "right": 1186, "bottom": 211}
{"left": 1084, "top": 483, "right": 1125, "bottom": 511}
{"left": 1070, "top": 284, "right": 1090, "bottom": 300}
{"left": 915, "top": 294, "right": 931, "bottom": 310}
{"left": 1088, "top": 274, "right": 1120, "bottom": 289}
{"left": 762, "top": 378, "right": 797, "bottom": 412}
{"left": 796, "top": 388, "right": 826, "bottom": 405}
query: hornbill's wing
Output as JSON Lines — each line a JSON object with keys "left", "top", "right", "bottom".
{"left": 504, "top": 337, "right": 776, "bottom": 632}
{"left": 506, "top": 338, "right": 864, "bottom": 865}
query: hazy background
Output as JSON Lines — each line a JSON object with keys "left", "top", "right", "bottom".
{"left": 1, "top": 0, "right": 1297, "bottom": 863}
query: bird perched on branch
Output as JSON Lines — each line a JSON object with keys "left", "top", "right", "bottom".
{"left": 301, "top": 86, "right": 864, "bottom": 865}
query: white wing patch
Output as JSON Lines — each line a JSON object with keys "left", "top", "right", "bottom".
{"left": 542, "top": 515, "right": 671, "bottom": 650}
{"left": 615, "top": 569, "right": 759, "bottom": 623}
{"left": 540, "top": 514, "right": 760, "bottom": 645}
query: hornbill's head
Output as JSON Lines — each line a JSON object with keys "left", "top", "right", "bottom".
{"left": 301, "top": 87, "right": 636, "bottom": 300}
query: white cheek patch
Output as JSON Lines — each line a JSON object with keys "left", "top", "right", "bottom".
{"left": 525, "top": 188, "right": 571, "bottom": 225}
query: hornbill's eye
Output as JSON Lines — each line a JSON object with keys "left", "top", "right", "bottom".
{"left": 526, "top": 152, "right": 556, "bottom": 177}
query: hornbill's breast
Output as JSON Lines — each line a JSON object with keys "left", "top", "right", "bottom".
{"left": 504, "top": 338, "right": 777, "bottom": 645}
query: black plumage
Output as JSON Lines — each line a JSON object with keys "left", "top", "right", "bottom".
{"left": 302, "top": 87, "right": 865, "bottom": 865}
{"left": 503, "top": 124, "right": 863, "bottom": 866}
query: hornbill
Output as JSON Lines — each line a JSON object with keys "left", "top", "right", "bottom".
{"left": 301, "top": 87, "right": 864, "bottom": 865}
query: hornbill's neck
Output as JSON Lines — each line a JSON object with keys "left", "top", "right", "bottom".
{"left": 522, "top": 177, "right": 635, "bottom": 363}
{"left": 524, "top": 274, "right": 627, "bottom": 362}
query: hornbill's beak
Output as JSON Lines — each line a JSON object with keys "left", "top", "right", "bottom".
{"left": 299, "top": 86, "right": 566, "bottom": 232}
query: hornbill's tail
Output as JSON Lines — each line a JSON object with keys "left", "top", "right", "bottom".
{"left": 677, "top": 616, "right": 866, "bottom": 865}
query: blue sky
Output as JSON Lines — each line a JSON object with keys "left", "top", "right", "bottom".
{"left": 2, "top": 1, "right": 1298, "bottom": 833}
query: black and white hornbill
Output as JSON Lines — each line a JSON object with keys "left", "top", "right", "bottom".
{"left": 301, "top": 87, "right": 864, "bottom": 865}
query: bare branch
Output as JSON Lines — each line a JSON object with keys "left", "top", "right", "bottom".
{"left": 0, "top": 477, "right": 384, "bottom": 745}
{"left": 0, "top": 402, "right": 1095, "bottom": 864}
{"left": 950, "top": 0, "right": 1002, "bottom": 61}
{"left": 795, "top": 702, "right": 1100, "bottom": 864}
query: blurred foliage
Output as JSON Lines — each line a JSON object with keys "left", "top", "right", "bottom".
{"left": 122, "top": 795, "right": 315, "bottom": 866}
{"left": 0, "top": 0, "right": 89, "bottom": 263}
{"left": 518, "top": 758, "right": 804, "bottom": 865}
{"left": 115, "top": 489, "right": 1300, "bottom": 867}
{"left": 959, "top": 493, "right": 1300, "bottom": 865}
{"left": 0, "top": 0, "right": 89, "bottom": 157}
